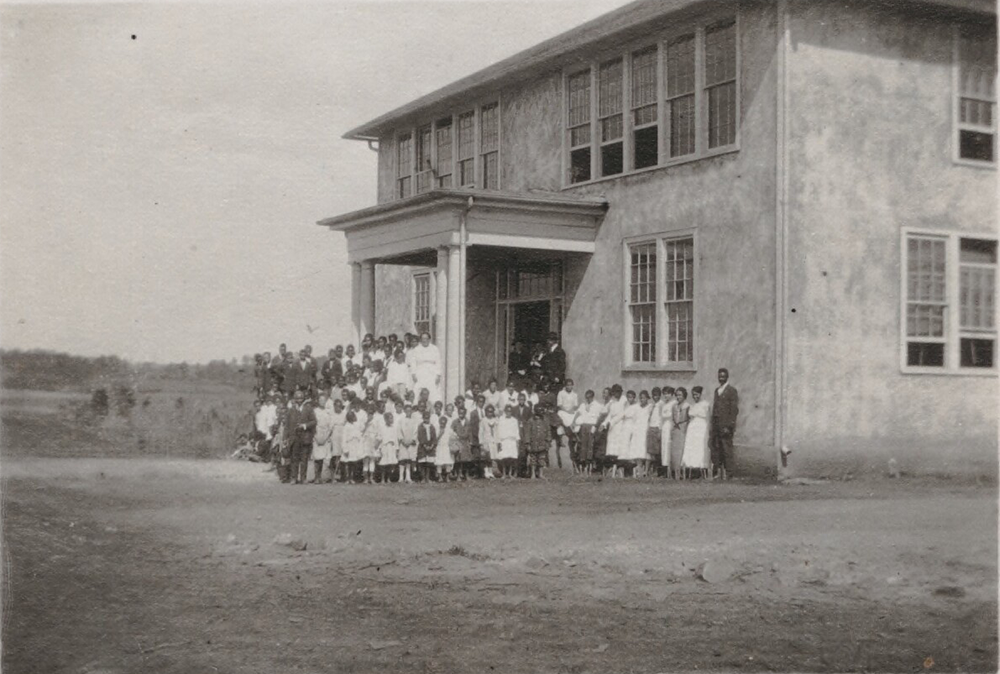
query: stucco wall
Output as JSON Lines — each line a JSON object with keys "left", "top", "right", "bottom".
{"left": 554, "top": 0, "right": 780, "bottom": 468}
{"left": 784, "top": 0, "right": 998, "bottom": 477}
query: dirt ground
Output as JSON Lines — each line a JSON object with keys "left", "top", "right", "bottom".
{"left": 2, "top": 456, "right": 997, "bottom": 674}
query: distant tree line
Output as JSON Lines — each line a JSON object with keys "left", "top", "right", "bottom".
{"left": 0, "top": 349, "right": 254, "bottom": 392}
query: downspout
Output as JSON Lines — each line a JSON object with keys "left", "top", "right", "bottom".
{"left": 460, "top": 196, "right": 473, "bottom": 393}
{"left": 775, "top": 0, "right": 790, "bottom": 471}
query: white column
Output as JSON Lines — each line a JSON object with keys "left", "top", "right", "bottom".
{"left": 435, "top": 247, "right": 449, "bottom": 367}
{"left": 446, "top": 245, "right": 461, "bottom": 401}
{"left": 359, "top": 261, "right": 376, "bottom": 339}
{"left": 351, "top": 263, "right": 362, "bottom": 347}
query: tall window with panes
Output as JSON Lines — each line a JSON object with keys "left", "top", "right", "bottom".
{"left": 904, "top": 231, "right": 996, "bottom": 371}
{"left": 664, "top": 238, "right": 695, "bottom": 363}
{"left": 956, "top": 25, "right": 997, "bottom": 163}
{"left": 666, "top": 34, "right": 696, "bottom": 158}
{"left": 435, "top": 118, "right": 453, "bottom": 187}
{"left": 456, "top": 111, "right": 476, "bottom": 187}
{"left": 397, "top": 132, "right": 413, "bottom": 198}
{"left": 413, "top": 273, "right": 433, "bottom": 337}
{"left": 598, "top": 58, "right": 624, "bottom": 177}
{"left": 705, "top": 20, "right": 737, "bottom": 149}
{"left": 628, "top": 243, "right": 657, "bottom": 363}
{"left": 415, "top": 125, "right": 433, "bottom": 194}
{"left": 480, "top": 102, "right": 499, "bottom": 189}
{"left": 567, "top": 71, "right": 592, "bottom": 184}
{"left": 631, "top": 46, "right": 659, "bottom": 169}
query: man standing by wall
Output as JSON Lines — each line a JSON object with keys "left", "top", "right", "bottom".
{"left": 710, "top": 368, "right": 739, "bottom": 481}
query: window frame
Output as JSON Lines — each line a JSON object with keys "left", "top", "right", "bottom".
{"left": 562, "top": 10, "right": 740, "bottom": 189}
{"left": 392, "top": 95, "right": 502, "bottom": 199}
{"left": 900, "top": 226, "right": 998, "bottom": 376}
{"left": 411, "top": 270, "right": 436, "bottom": 338}
{"left": 621, "top": 229, "right": 699, "bottom": 372}
{"left": 952, "top": 23, "right": 998, "bottom": 169}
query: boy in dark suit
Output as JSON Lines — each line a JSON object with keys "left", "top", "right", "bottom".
{"left": 710, "top": 368, "right": 739, "bottom": 480}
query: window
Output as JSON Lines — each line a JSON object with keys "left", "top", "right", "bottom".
{"left": 413, "top": 272, "right": 434, "bottom": 337}
{"left": 624, "top": 233, "right": 696, "bottom": 369}
{"left": 457, "top": 111, "right": 476, "bottom": 187}
{"left": 415, "top": 125, "right": 433, "bottom": 194}
{"left": 903, "top": 229, "right": 997, "bottom": 373}
{"left": 705, "top": 20, "right": 737, "bottom": 149}
{"left": 480, "top": 102, "right": 499, "bottom": 189}
{"left": 631, "top": 46, "right": 659, "bottom": 169}
{"left": 435, "top": 117, "right": 453, "bottom": 188}
{"left": 628, "top": 243, "right": 657, "bottom": 363}
{"left": 397, "top": 132, "right": 413, "bottom": 198}
{"left": 666, "top": 34, "right": 696, "bottom": 158}
{"left": 563, "top": 13, "right": 739, "bottom": 185}
{"left": 567, "top": 70, "right": 592, "bottom": 184}
{"left": 598, "top": 58, "right": 624, "bottom": 177}
{"left": 956, "top": 25, "right": 997, "bottom": 164}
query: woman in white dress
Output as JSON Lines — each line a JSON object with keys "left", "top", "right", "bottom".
{"left": 342, "top": 411, "right": 363, "bottom": 484}
{"left": 433, "top": 415, "right": 454, "bottom": 481}
{"left": 659, "top": 386, "right": 677, "bottom": 477}
{"left": 682, "top": 386, "right": 710, "bottom": 479}
{"left": 329, "top": 398, "right": 347, "bottom": 483}
{"left": 602, "top": 386, "right": 628, "bottom": 477}
{"left": 311, "top": 392, "right": 335, "bottom": 484}
{"left": 497, "top": 406, "right": 520, "bottom": 478}
{"left": 627, "top": 390, "right": 652, "bottom": 477}
{"left": 408, "top": 331, "right": 442, "bottom": 404}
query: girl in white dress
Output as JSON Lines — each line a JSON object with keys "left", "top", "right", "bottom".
{"left": 329, "top": 398, "right": 347, "bottom": 482}
{"left": 629, "top": 390, "right": 653, "bottom": 478}
{"left": 497, "top": 405, "right": 521, "bottom": 478}
{"left": 378, "top": 412, "right": 400, "bottom": 484}
{"left": 342, "top": 411, "right": 363, "bottom": 484}
{"left": 311, "top": 393, "right": 335, "bottom": 484}
{"left": 602, "top": 385, "right": 627, "bottom": 478}
{"left": 683, "top": 386, "right": 711, "bottom": 479}
{"left": 433, "top": 415, "right": 454, "bottom": 481}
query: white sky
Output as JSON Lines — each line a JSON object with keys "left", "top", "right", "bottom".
{"left": 0, "top": 0, "right": 632, "bottom": 364}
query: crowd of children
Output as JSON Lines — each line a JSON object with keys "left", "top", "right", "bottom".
{"left": 240, "top": 332, "right": 739, "bottom": 484}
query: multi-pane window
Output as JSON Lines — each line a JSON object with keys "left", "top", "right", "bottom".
{"left": 415, "top": 125, "right": 433, "bottom": 194}
{"left": 567, "top": 70, "right": 592, "bottom": 184}
{"left": 956, "top": 25, "right": 997, "bottom": 163}
{"left": 435, "top": 117, "right": 453, "bottom": 188}
{"left": 564, "top": 14, "right": 739, "bottom": 184}
{"left": 666, "top": 34, "right": 696, "bottom": 158}
{"left": 705, "top": 20, "right": 737, "bottom": 149}
{"left": 480, "top": 102, "right": 499, "bottom": 190}
{"left": 631, "top": 46, "right": 659, "bottom": 170}
{"left": 413, "top": 273, "right": 433, "bottom": 337}
{"left": 624, "top": 234, "right": 696, "bottom": 368}
{"left": 664, "top": 238, "right": 694, "bottom": 363}
{"left": 457, "top": 111, "right": 476, "bottom": 187}
{"left": 598, "top": 58, "right": 624, "bottom": 177}
{"left": 397, "top": 132, "right": 413, "bottom": 198}
{"left": 903, "top": 230, "right": 997, "bottom": 372}
{"left": 628, "top": 243, "right": 657, "bottom": 363}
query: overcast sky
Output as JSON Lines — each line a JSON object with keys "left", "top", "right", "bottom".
{"left": 0, "top": 0, "right": 632, "bottom": 364}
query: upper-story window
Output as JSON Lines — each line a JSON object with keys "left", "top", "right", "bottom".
{"left": 955, "top": 24, "right": 997, "bottom": 165}
{"left": 397, "top": 132, "right": 413, "bottom": 198}
{"left": 565, "top": 13, "right": 739, "bottom": 186}
{"left": 392, "top": 101, "right": 501, "bottom": 199}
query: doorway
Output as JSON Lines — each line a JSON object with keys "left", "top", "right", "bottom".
{"left": 513, "top": 301, "right": 550, "bottom": 355}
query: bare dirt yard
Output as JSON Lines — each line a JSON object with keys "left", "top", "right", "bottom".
{"left": 3, "top": 454, "right": 997, "bottom": 674}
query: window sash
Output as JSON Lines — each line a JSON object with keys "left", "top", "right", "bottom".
{"left": 955, "top": 25, "right": 997, "bottom": 163}
{"left": 413, "top": 273, "right": 434, "bottom": 337}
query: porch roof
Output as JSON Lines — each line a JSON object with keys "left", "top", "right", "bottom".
{"left": 317, "top": 189, "right": 608, "bottom": 264}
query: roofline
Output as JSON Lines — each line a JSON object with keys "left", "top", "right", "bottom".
{"left": 343, "top": 0, "right": 995, "bottom": 141}
{"left": 317, "top": 189, "right": 609, "bottom": 232}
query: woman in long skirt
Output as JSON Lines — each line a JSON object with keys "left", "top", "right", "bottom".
{"left": 659, "top": 386, "right": 676, "bottom": 477}
{"left": 624, "top": 391, "right": 649, "bottom": 477}
{"left": 683, "top": 386, "right": 710, "bottom": 479}
{"left": 311, "top": 392, "right": 335, "bottom": 484}
{"left": 603, "top": 385, "right": 627, "bottom": 477}
{"left": 670, "top": 388, "right": 689, "bottom": 479}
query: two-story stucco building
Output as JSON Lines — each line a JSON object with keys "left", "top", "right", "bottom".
{"left": 319, "top": 0, "right": 997, "bottom": 478}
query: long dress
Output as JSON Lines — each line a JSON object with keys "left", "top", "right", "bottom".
{"left": 659, "top": 399, "right": 677, "bottom": 468}
{"left": 378, "top": 423, "right": 400, "bottom": 466}
{"left": 479, "top": 416, "right": 500, "bottom": 461}
{"left": 408, "top": 343, "right": 442, "bottom": 403}
{"left": 604, "top": 398, "right": 628, "bottom": 459}
{"left": 312, "top": 406, "right": 335, "bottom": 462}
{"left": 670, "top": 402, "right": 689, "bottom": 470}
{"left": 683, "top": 400, "right": 710, "bottom": 469}
{"left": 434, "top": 423, "right": 454, "bottom": 468}
{"left": 497, "top": 416, "right": 520, "bottom": 461}
{"left": 450, "top": 418, "right": 473, "bottom": 463}
{"left": 626, "top": 402, "right": 650, "bottom": 461}
{"left": 329, "top": 410, "right": 346, "bottom": 458}
{"left": 362, "top": 415, "right": 381, "bottom": 460}
{"left": 342, "top": 422, "right": 363, "bottom": 462}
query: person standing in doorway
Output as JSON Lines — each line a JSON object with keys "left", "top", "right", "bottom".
{"left": 710, "top": 368, "right": 739, "bottom": 480}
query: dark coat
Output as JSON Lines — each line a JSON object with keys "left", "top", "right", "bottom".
{"left": 285, "top": 403, "right": 316, "bottom": 444}
{"left": 711, "top": 385, "right": 739, "bottom": 432}
{"left": 524, "top": 417, "right": 551, "bottom": 453}
{"left": 321, "top": 357, "right": 343, "bottom": 386}
{"left": 540, "top": 346, "right": 567, "bottom": 385}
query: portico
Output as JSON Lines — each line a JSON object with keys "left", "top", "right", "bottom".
{"left": 318, "top": 189, "right": 607, "bottom": 401}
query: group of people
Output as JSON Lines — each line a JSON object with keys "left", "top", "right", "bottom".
{"left": 236, "top": 330, "right": 739, "bottom": 485}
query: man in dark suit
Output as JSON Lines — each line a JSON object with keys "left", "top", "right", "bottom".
{"left": 321, "top": 348, "right": 343, "bottom": 389}
{"left": 709, "top": 368, "right": 739, "bottom": 480}
{"left": 286, "top": 390, "right": 316, "bottom": 485}
{"left": 540, "top": 332, "right": 567, "bottom": 387}
{"left": 513, "top": 392, "right": 533, "bottom": 478}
